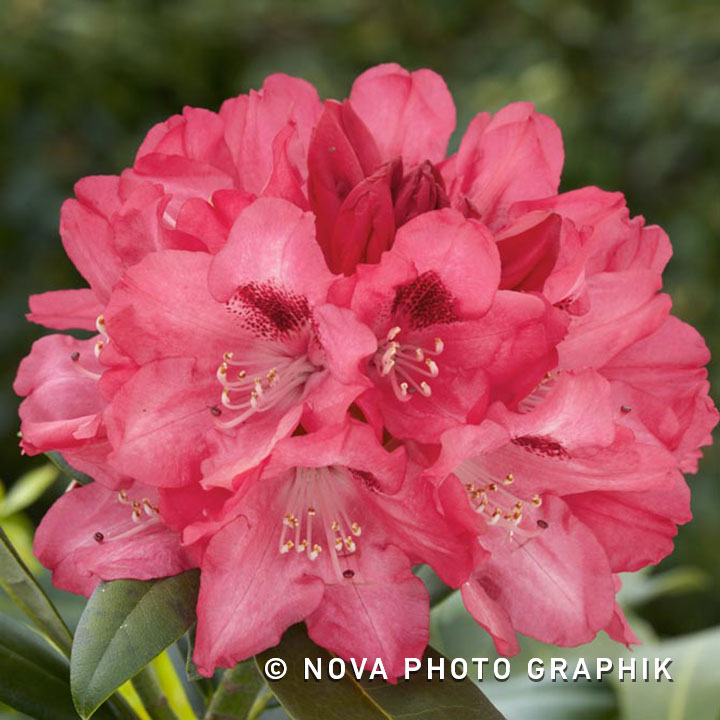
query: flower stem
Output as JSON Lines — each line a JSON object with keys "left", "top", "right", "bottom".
{"left": 132, "top": 665, "right": 180, "bottom": 720}
{"left": 203, "top": 660, "right": 265, "bottom": 720}
{"left": 246, "top": 687, "right": 273, "bottom": 720}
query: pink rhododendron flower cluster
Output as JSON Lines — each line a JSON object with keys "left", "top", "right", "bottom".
{"left": 16, "top": 64, "right": 717, "bottom": 678}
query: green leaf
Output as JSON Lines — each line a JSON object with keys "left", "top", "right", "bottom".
{"left": 203, "top": 660, "right": 264, "bottom": 720}
{"left": 0, "top": 613, "right": 114, "bottom": 720}
{"left": 615, "top": 626, "right": 720, "bottom": 720}
{"left": 0, "top": 464, "right": 58, "bottom": 518}
{"left": 46, "top": 452, "right": 94, "bottom": 486}
{"left": 0, "top": 526, "right": 73, "bottom": 655}
{"left": 71, "top": 571, "right": 200, "bottom": 720}
{"left": 256, "top": 624, "right": 505, "bottom": 720}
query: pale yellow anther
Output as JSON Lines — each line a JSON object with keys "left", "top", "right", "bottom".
{"left": 307, "top": 507, "right": 316, "bottom": 516}
{"left": 219, "top": 363, "right": 228, "bottom": 375}
{"left": 309, "top": 544, "right": 322, "bottom": 560}
{"left": 331, "top": 521, "right": 339, "bottom": 531}
{"left": 503, "top": 473, "right": 514, "bottom": 485}
{"left": 296, "top": 539, "right": 308, "bottom": 552}
{"left": 400, "top": 382, "right": 409, "bottom": 396}
{"left": 223, "top": 351, "right": 234, "bottom": 361}
{"left": 387, "top": 326, "right": 402, "bottom": 341}
{"left": 488, "top": 483, "right": 497, "bottom": 492}
{"left": 420, "top": 381, "right": 431, "bottom": 396}
{"left": 237, "top": 370, "right": 246, "bottom": 379}
{"left": 415, "top": 348, "right": 425, "bottom": 361}
{"left": 351, "top": 522, "right": 362, "bottom": 536}
{"left": 434, "top": 338, "right": 444, "bottom": 353}
{"left": 345, "top": 537, "right": 356, "bottom": 552}
{"left": 532, "top": 495, "right": 542, "bottom": 507}
{"left": 425, "top": 359, "right": 439, "bottom": 376}
{"left": 335, "top": 538, "right": 343, "bottom": 550}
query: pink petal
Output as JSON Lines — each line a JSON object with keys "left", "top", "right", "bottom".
{"left": 209, "top": 198, "right": 334, "bottom": 306}
{"left": 193, "top": 496, "right": 325, "bottom": 675}
{"left": 220, "top": 74, "right": 322, "bottom": 193}
{"left": 391, "top": 208, "right": 501, "bottom": 318}
{"left": 15, "top": 335, "right": 105, "bottom": 454}
{"left": 104, "top": 249, "right": 237, "bottom": 368}
{"left": 475, "top": 495, "right": 614, "bottom": 646}
{"left": 105, "top": 358, "right": 216, "bottom": 487}
{"left": 461, "top": 579, "right": 520, "bottom": 655}
{"left": 446, "top": 102, "right": 563, "bottom": 230}
{"left": 306, "top": 544, "right": 429, "bottom": 679}
{"left": 565, "top": 482, "right": 688, "bottom": 573}
{"left": 349, "top": 63, "right": 456, "bottom": 166}
{"left": 27, "top": 289, "right": 103, "bottom": 331}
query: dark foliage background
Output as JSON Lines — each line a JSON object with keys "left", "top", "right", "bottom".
{"left": 1, "top": 0, "right": 718, "bottom": 639}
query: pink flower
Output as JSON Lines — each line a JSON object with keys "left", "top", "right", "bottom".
{"left": 15, "top": 63, "right": 716, "bottom": 677}
{"left": 332, "top": 208, "right": 566, "bottom": 442}
{"left": 102, "top": 197, "right": 375, "bottom": 488}
{"left": 427, "top": 370, "right": 688, "bottom": 653}
{"left": 34, "top": 480, "right": 193, "bottom": 597}
{"left": 189, "top": 422, "right": 467, "bottom": 678}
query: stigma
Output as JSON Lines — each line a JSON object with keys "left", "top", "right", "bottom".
{"left": 374, "top": 326, "right": 443, "bottom": 402}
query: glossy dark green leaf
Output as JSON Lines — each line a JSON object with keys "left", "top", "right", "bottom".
{"left": 0, "top": 613, "right": 115, "bottom": 720}
{"left": 46, "top": 452, "right": 94, "bottom": 486}
{"left": 71, "top": 571, "right": 200, "bottom": 720}
{"left": 203, "top": 659, "right": 264, "bottom": 720}
{"left": 0, "top": 525, "right": 73, "bottom": 655}
{"left": 256, "top": 624, "right": 505, "bottom": 720}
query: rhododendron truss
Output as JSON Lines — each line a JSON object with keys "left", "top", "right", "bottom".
{"left": 15, "top": 63, "right": 717, "bottom": 686}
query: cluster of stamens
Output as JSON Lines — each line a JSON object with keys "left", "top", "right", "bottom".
{"left": 278, "top": 467, "right": 363, "bottom": 580}
{"left": 214, "top": 349, "right": 314, "bottom": 429}
{"left": 92, "top": 489, "right": 160, "bottom": 544}
{"left": 454, "top": 461, "right": 545, "bottom": 538}
{"left": 375, "top": 326, "right": 443, "bottom": 402}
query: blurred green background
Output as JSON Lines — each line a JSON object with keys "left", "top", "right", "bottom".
{"left": 0, "top": 0, "right": 718, "bottom": 717}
